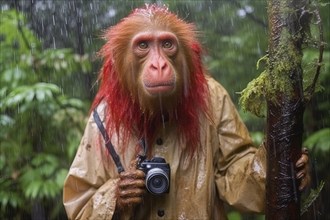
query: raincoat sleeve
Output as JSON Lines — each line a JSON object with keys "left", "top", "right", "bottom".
{"left": 210, "top": 79, "right": 266, "bottom": 213}
{"left": 63, "top": 112, "right": 119, "bottom": 220}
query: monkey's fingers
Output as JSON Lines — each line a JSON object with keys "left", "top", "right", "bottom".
{"left": 116, "top": 187, "right": 145, "bottom": 210}
{"left": 295, "top": 151, "right": 309, "bottom": 168}
{"left": 119, "top": 170, "right": 145, "bottom": 180}
{"left": 117, "top": 187, "right": 145, "bottom": 198}
{"left": 298, "top": 171, "right": 311, "bottom": 191}
{"left": 295, "top": 148, "right": 311, "bottom": 191}
{"left": 118, "top": 178, "right": 145, "bottom": 190}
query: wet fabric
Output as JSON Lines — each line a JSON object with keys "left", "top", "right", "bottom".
{"left": 63, "top": 77, "right": 266, "bottom": 220}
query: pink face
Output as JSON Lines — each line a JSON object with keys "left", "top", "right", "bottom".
{"left": 132, "top": 31, "right": 179, "bottom": 96}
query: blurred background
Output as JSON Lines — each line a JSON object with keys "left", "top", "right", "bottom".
{"left": 0, "top": 0, "right": 329, "bottom": 219}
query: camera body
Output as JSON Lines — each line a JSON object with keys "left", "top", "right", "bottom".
{"left": 138, "top": 156, "right": 170, "bottom": 195}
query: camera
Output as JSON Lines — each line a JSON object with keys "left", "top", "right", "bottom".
{"left": 137, "top": 156, "right": 170, "bottom": 195}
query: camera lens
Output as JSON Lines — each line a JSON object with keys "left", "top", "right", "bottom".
{"left": 145, "top": 168, "right": 169, "bottom": 195}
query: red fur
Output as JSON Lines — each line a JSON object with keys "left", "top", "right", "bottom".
{"left": 91, "top": 4, "right": 209, "bottom": 155}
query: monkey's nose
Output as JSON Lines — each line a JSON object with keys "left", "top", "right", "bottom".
{"left": 149, "top": 57, "right": 170, "bottom": 77}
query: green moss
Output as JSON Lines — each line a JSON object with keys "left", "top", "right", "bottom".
{"left": 270, "top": 29, "right": 303, "bottom": 90}
{"left": 240, "top": 28, "right": 304, "bottom": 117}
{"left": 239, "top": 71, "right": 268, "bottom": 117}
{"left": 239, "top": 0, "right": 325, "bottom": 117}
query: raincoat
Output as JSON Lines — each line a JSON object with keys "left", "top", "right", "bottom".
{"left": 63, "top": 77, "right": 266, "bottom": 220}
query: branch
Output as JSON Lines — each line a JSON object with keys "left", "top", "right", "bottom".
{"left": 305, "top": 6, "right": 325, "bottom": 103}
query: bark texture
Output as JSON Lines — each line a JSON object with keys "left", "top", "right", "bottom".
{"left": 266, "top": 0, "right": 307, "bottom": 219}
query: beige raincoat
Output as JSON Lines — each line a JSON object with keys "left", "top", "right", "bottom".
{"left": 63, "top": 77, "right": 266, "bottom": 219}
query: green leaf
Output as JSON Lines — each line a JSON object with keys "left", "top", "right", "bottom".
{"left": 2, "top": 82, "right": 62, "bottom": 109}
{"left": 55, "top": 169, "right": 69, "bottom": 187}
{"left": 25, "top": 89, "right": 35, "bottom": 102}
{"left": 227, "top": 211, "right": 242, "bottom": 220}
{"left": 0, "top": 114, "right": 14, "bottom": 127}
{"left": 25, "top": 180, "right": 43, "bottom": 199}
{"left": 301, "top": 181, "right": 325, "bottom": 215}
{"left": 1, "top": 68, "right": 26, "bottom": 85}
{"left": 304, "top": 128, "right": 330, "bottom": 152}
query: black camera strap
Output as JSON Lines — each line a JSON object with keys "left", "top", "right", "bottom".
{"left": 93, "top": 110, "right": 125, "bottom": 174}
{"left": 137, "top": 137, "right": 147, "bottom": 167}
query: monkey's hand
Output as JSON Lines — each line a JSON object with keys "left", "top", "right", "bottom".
{"left": 296, "top": 148, "right": 311, "bottom": 191}
{"left": 116, "top": 159, "right": 146, "bottom": 211}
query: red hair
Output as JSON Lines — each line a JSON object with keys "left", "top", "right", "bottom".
{"left": 91, "top": 4, "right": 210, "bottom": 155}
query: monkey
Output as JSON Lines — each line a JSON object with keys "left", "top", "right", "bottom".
{"left": 63, "top": 4, "right": 310, "bottom": 220}
{"left": 90, "top": 5, "right": 210, "bottom": 157}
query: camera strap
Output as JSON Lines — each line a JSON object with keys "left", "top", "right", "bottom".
{"left": 93, "top": 110, "right": 125, "bottom": 173}
{"left": 139, "top": 137, "right": 147, "bottom": 156}
{"left": 137, "top": 137, "right": 147, "bottom": 166}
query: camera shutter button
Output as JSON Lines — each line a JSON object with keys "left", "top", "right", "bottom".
{"left": 156, "top": 138, "right": 163, "bottom": 145}
{"left": 157, "top": 209, "right": 165, "bottom": 217}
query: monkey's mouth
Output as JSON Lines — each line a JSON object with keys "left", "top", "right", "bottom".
{"left": 144, "top": 81, "right": 175, "bottom": 95}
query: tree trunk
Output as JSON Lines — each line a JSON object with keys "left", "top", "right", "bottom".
{"left": 266, "top": 0, "right": 307, "bottom": 219}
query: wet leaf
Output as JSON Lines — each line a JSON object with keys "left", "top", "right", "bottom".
{"left": 304, "top": 128, "right": 330, "bottom": 151}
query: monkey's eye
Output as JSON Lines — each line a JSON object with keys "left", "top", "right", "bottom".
{"left": 162, "top": 40, "right": 173, "bottom": 49}
{"left": 138, "top": 41, "right": 148, "bottom": 49}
